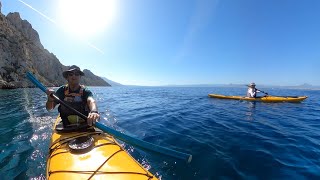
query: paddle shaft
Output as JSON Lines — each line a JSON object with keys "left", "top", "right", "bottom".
{"left": 250, "top": 86, "right": 298, "bottom": 97}
{"left": 51, "top": 93, "right": 192, "bottom": 162}
{"left": 245, "top": 85, "right": 268, "bottom": 95}
{"left": 256, "top": 88, "right": 268, "bottom": 95}
{"left": 26, "top": 72, "right": 192, "bottom": 163}
{"left": 51, "top": 94, "right": 88, "bottom": 120}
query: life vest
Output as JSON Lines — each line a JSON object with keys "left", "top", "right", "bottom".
{"left": 58, "top": 85, "right": 89, "bottom": 127}
{"left": 247, "top": 88, "right": 257, "bottom": 98}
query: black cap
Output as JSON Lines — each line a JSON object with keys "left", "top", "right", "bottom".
{"left": 62, "top": 65, "right": 84, "bottom": 78}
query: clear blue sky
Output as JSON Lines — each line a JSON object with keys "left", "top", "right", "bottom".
{"left": 2, "top": 0, "right": 320, "bottom": 86}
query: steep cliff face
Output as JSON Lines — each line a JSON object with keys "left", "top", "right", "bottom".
{"left": 0, "top": 6, "right": 110, "bottom": 89}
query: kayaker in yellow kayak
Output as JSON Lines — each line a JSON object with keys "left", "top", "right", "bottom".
{"left": 45, "top": 65, "right": 100, "bottom": 128}
{"left": 24, "top": 70, "right": 160, "bottom": 179}
{"left": 246, "top": 82, "right": 268, "bottom": 98}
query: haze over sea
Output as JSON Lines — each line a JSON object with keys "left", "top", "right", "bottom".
{"left": 0, "top": 86, "right": 319, "bottom": 179}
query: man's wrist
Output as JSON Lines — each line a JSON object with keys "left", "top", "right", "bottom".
{"left": 90, "top": 110, "right": 99, "bottom": 114}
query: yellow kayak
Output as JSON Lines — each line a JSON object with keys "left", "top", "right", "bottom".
{"left": 47, "top": 116, "right": 158, "bottom": 180}
{"left": 208, "top": 94, "right": 307, "bottom": 102}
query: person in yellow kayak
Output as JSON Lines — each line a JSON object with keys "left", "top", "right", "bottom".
{"left": 246, "top": 82, "right": 268, "bottom": 98}
{"left": 45, "top": 65, "right": 100, "bottom": 128}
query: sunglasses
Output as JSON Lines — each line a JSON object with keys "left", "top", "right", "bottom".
{"left": 68, "top": 72, "right": 80, "bottom": 76}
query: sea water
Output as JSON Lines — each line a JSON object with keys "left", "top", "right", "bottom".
{"left": 0, "top": 87, "right": 319, "bottom": 179}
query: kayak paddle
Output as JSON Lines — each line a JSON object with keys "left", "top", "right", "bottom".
{"left": 245, "top": 85, "right": 269, "bottom": 96}
{"left": 26, "top": 72, "right": 192, "bottom": 163}
{"left": 256, "top": 89, "right": 269, "bottom": 96}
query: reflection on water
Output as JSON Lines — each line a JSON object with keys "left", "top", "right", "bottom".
{"left": 245, "top": 102, "right": 256, "bottom": 121}
{"left": 0, "top": 88, "right": 55, "bottom": 179}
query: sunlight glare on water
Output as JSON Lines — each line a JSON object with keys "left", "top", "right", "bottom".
{"left": 0, "top": 87, "right": 319, "bottom": 179}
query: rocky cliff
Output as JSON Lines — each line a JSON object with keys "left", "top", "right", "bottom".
{"left": 0, "top": 4, "right": 110, "bottom": 89}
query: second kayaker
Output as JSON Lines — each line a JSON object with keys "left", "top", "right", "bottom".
{"left": 45, "top": 65, "right": 100, "bottom": 128}
{"left": 246, "top": 82, "right": 267, "bottom": 98}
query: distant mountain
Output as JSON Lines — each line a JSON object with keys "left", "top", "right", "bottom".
{"left": 81, "top": 70, "right": 111, "bottom": 86}
{"left": 101, "top": 77, "right": 123, "bottom": 86}
{"left": 164, "top": 84, "right": 248, "bottom": 88}
{"left": 281, "top": 83, "right": 320, "bottom": 90}
{"left": 163, "top": 83, "right": 320, "bottom": 89}
{"left": 297, "top": 83, "right": 313, "bottom": 87}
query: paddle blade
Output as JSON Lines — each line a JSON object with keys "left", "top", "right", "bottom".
{"left": 26, "top": 72, "right": 47, "bottom": 93}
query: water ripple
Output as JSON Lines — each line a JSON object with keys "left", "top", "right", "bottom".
{"left": 0, "top": 87, "right": 319, "bottom": 179}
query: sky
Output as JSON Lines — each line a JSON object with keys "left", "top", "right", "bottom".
{"left": 1, "top": 0, "right": 320, "bottom": 86}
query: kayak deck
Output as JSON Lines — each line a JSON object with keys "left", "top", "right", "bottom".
{"left": 208, "top": 94, "right": 307, "bottom": 102}
{"left": 47, "top": 117, "right": 158, "bottom": 180}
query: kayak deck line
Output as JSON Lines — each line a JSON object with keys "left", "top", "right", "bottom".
{"left": 47, "top": 117, "right": 158, "bottom": 179}
{"left": 49, "top": 131, "right": 106, "bottom": 150}
{"left": 208, "top": 94, "right": 308, "bottom": 102}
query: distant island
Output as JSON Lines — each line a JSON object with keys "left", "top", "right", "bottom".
{"left": 0, "top": 3, "right": 110, "bottom": 89}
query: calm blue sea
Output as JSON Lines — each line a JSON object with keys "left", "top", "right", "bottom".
{"left": 0, "top": 86, "right": 319, "bottom": 179}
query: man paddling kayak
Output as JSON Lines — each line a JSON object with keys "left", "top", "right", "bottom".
{"left": 25, "top": 72, "right": 160, "bottom": 179}
{"left": 45, "top": 65, "right": 100, "bottom": 127}
{"left": 246, "top": 82, "right": 268, "bottom": 98}
{"left": 27, "top": 71, "right": 192, "bottom": 165}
